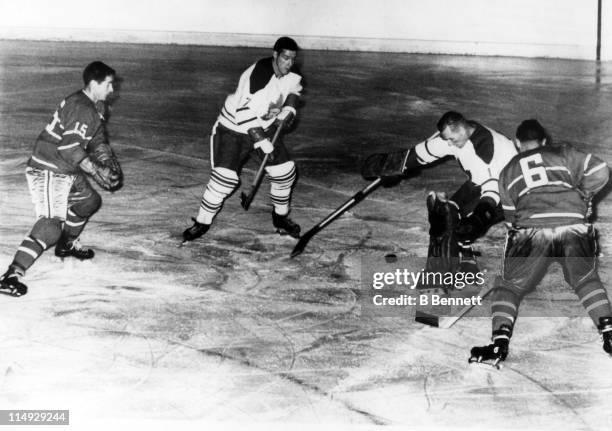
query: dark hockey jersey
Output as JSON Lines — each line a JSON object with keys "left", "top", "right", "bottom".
{"left": 413, "top": 122, "right": 517, "bottom": 204}
{"left": 28, "top": 90, "right": 105, "bottom": 174}
{"left": 218, "top": 57, "right": 302, "bottom": 134}
{"left": 499, "top": 143, "right": 609, "bottom": 227}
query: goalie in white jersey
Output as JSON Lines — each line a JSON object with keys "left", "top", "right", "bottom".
{"left": 363, "top": 111, "right": 517, "bottom": 280}
{"left": 183, "top": 37, "right": 303, "bottom": 242}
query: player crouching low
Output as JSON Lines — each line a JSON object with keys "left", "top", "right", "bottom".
{"left": 183, "top": 37, "right": 303, "bottom": 243}
{"left": 0, "top": 61, "right": 121, "bottom": 297}
{"left": 470, "top": 119, "right": 612, "bottom": 366}
{"left": 362, "top": 111, "right": 517, "bottom": 286}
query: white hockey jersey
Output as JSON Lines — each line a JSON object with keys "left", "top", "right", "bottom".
{"left": 413, "top": 122, "right": 517, "bottom": 204}
{"left": 218, "top": 57, "right": 302, "bottom": 134}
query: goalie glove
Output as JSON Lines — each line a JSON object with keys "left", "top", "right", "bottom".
{"left": 79, "top": 157, "right": 120, "bottom": 191}
{"left": 455, "top": 197, "right": 501, "bottom": 243}
{"left": 361, "top": 149, "right": 420, "bottom": 187}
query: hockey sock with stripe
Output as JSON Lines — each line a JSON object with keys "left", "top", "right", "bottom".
{"left": 266, "top": 161, "right": 296, "bottom": 216}
{"left": 197, "top": 167, "right": 239, "bottom": 224}
{"left": 576, "top": 278, "right": 612, "bottom": 327}
{"left": 61, "top": 209, "right": 88, "bottom": 242}
{"left": 491, "top": 284, "right": 520, "bottom": 333}
{"left": 12, "top": 218, "right": 62, "bottom": 272}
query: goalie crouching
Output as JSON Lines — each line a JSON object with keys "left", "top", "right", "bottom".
{"left": 0, "top": 61, "right": 121, "bottom": 297}
{"left": 362, "top": 111, "right": 517, "bottom": 286}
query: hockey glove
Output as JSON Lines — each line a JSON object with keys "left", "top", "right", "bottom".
{"left": 361, "top": 149, "right": 420, "bottom": 187}
{"left": 275, "top": 106, "right": 296, "bottom": 130}
{"left": 455, "top": 197, "right": 500, "bottom": 243}
{"left": 88, "top": 142, "right": 123, "bottom": 190}
{"left": 254, "top": 138, "right": 274, "bottom": 154}
{"left": 79, "top": 157, "right": 120, "bottom": 191}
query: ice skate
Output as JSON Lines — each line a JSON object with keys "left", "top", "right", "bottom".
{"left": 0, "top": 267, "right": 27, "bottom": 297}
{"left": 272, "top": 211, "right": 301, "bottom": 238}
{"left": 55, "top": 237, "right": 95, "bottom": 260}
{"left": 598, "top": 316, "right": 612, "bottom": 355}
{"left": 182, "top": 217, "right": 210, "bottom": 243}
{"left": 469, "top": 326, "right": 511, "bottom": 369}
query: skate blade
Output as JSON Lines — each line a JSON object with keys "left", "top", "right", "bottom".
{"left": 468, "top": 357, "right": 503, "bottom": 370}
{"left": 275, "top": 228, "right": 301, "bottom": 239}
{"left": 0, "top": 285, "right": 23, "bottom": 297}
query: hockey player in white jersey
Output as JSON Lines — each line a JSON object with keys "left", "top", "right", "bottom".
{"left": 183, "top": 37, "right": 303, "bottom": 242}
{"left": 362, "top": 111, "right": 517, "bottom": 280}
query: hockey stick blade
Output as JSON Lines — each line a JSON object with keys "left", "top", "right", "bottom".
{"left": 240, "top": 190, "right": 253, "bottom": 210}
{"left": 240, "top": 162, "right": 266, "bottom": 211}
{"left": 414, "top": 283, "right": 494, "bottom": 329}
{"left": 290, "top": 229, "right": 318, "bottom": 258}
{"left": 414, "top": 311, "right": 440, "bottom": 327}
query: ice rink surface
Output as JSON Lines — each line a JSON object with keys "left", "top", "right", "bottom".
{"left": 1, "top": 40, "right": 612, "bottom": 430}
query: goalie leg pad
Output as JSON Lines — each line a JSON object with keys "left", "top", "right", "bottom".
{"left": 421, "top": 192, "right": 460, "bottom": 286}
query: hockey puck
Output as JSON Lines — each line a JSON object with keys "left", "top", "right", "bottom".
{"left": 384, "top": 253, "right": 398, "bottom": 263}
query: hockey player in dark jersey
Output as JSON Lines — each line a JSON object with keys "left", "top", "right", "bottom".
{"left": 0, "top": 61, "right": 121, "bottom": 297}
{"left": 470, "top": 119, "right": 612, "bottom": 366}
{"left": 362, "top": 111, "right": 517, "bottom": 280}
{"left": 183, "top": 37, "right": 303, "bottom": 242}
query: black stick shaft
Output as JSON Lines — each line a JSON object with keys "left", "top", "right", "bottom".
{"left": 241, "top": 121, "right": 285, "bottom": 210}
{"left": 291, "top": 178, "right": 382, "bottom": 257}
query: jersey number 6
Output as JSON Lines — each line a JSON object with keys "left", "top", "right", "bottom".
{"left": 519, "top": 153, "right": 549, "bottom": 188}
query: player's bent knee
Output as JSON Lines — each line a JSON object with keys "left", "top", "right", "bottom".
{"left": 208, "top": 167, "right": 239, "bottom": 195}
{"left": 266, "top": 161, "right": 296, "bottom": 179}
{"left": 72, "top": 190, "right": 102, "bottom": 218}
{"left": 213, "top": 167, "right": 239, "bottom": 181}
{"left": 492, "top": 277, "right": 524, "bottom": 301}
{"left": 572, "top": 269, "right": 602, "bottom": 293}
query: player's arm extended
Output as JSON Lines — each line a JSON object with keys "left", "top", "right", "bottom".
{"left": 361, "top": 132, "right": 448, "bottom": 184}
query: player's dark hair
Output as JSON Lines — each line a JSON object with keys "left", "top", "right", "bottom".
{"left": 83, "top": 61, "right": 115, "bottom": 85}
{"left": 273, "top": 37, "right": 299, "bottom": 53}
{"left": 516, "top": 119, "right": 551, "bottom": 144}
{"left": 437, "top": 111, "right": 466, "bottom": 131}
